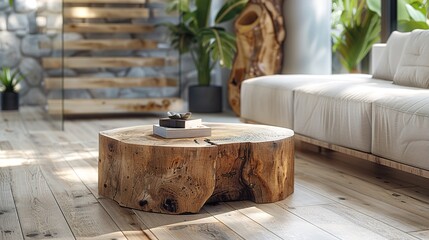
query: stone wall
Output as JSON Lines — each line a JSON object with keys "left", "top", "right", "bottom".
{"left": 0, "top": 0, "right": 61, "bottom": 106}
{"left": 0, "top": 0, "right": 193, "bottom": 108}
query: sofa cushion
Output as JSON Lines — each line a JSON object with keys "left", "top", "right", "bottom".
{"left": 293, "top": 79, "right": 415, "bottom": 152}
{"left": 393, "top": 30, "right": 429, "bottom": 88}
{"left": 372, "top": 31, "right": 410, "bottom": 81}
{"left": 372, "top": 92, "right": 429, "bottom": 171}
{"left": 241, "top": 74, "right": 373, "bottom": 128}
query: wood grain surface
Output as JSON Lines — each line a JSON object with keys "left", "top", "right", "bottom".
{"left": 2, "top": 107, "right": 429, "bottom": 239}
{"left": 63, "top": 23, "right": 154, "bottom": 33}
{"left": 47, "top": 98, "right": 183, "bottom": 115}
{"left": 42, "top": 39, "right": 159, "bottom": 50}
{"left": 64, "top": 7, "right": 150, "bottom": 19}
{"left": 44, "top": 77, "right": 177, "bottom": 89}
{"left": 228, "top": 0, "right": 285, "bottom": 116}
{"left": 42, "top": 57, "right": 177, "bottom": 69}
{"left": 99, "top": 123, "right": 294, "bottom": 214}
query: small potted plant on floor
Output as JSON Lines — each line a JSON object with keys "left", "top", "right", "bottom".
{"left": 165, "top": 0, "right": 246, "bottom": 113}
{"left": 0, "top": 67, "right": 24, "bottom": 111}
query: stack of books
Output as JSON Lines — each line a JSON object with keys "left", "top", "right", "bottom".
{"left": 153, "top": 118, "right": 211, "bottom": 138}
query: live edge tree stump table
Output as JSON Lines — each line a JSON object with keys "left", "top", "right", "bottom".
{"left": 99, "top": 123, "right": 294, "bottom": 214}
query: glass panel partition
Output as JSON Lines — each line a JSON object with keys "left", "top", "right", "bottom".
{"left": 54, "top": 0, "right": 181, "bottom": 118}
{"left": 0, "top": 0, "right": 64, "bottom": 130}
{"left": 43, "top": 0, "right": 64, "bottom": 130}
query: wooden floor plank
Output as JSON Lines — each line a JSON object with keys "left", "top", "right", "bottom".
{"left": 276, "top": 183, "right": 334, "bottom": 208}
{"left": 227, "top": 200, "right": 338, "bottom": 240}
{"left": 295, "top": 153, "right": 429, "bottom": 230}
{"left": 19, "top": 107, "right": 59, "bottom": 132}
{"left": 97, "top": 199, "right": 153, "bottom": 240}
{"left": 287, "top": 204, "right": 417, "bottom": 240}
{"left": 52, "top": 141, "right": 153, "bottom": 240}
{"left": 0, "top": 168, "right": 23, "bottom": 240}
{"left": 410, "top": 230, "right": 429, "bottom": 239}
{"left": 296, "top": 148, "right": 416, "bottom": 190}
{"left": 134, "top": 210, "right": 244, "bottom": 240}
{"left": 59, "top": 143, "right": 99, "bottom": 197}
{"left": 0, "top": 142, "right": 22, "bottom": 162}
{"left": 10, "top": 165, "right": 75, "bottom": 239}
{"left": 4, "top": 107, "right": 429, "bottom": 240}
{"left": 0, "top": 111, "right": 28, "bottom": 142}
{"left": 203, "top": 202, "right": 281, "bottom": 240}
{"left": 392, "top": 187, "right": 429, "bottom": 207}
{"left": 295, "top": 158, "right": 429, "bottom": 232}
{"left": 32, "top": 140, "right": 128, "bottom": 240}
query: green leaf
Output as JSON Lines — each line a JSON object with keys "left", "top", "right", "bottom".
{"left": 398, "top": 19, "right": 429, "bottom": 31}
{"left": 0, "top": 67, "right": 24, "bottom": 92}
{"left": 215, "top": 0, "right": 248, "bottom": 24}
{"left": 162, "top": 22, "right": 196, "bottom": 54}
{"left": 199, "top": 28, "right": 236, "bottom": 69}
{"left": 398, "top": 0, "right": 411, "bottom": 20}
{"left": 366, "top": 0, "right": 381, "bottom": 16}
{"left": 195, "top": 0, "right": 211, "bottom": 28}
{"left": 335, "top": 9, "right": 380, "bottom": 72}
{"left": 9, "top": 0, "right": 13, "bottom": 7}
{"left": 163, "top": 0, "right": 245, "bottom": 85}
{"left": 405, "top": 3, "right": 427, "bottom": 21}
{"left": 166, "top": 0, "right": 190, "bottom": 13}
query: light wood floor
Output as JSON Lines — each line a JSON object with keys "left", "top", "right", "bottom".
{"left": 1, "top": 107, "right": 429, "bottom": 240}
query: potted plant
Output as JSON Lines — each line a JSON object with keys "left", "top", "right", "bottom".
{"left": 165, "top": 0, "right": 247, "bottom": 112}
{"left": 0, "top": 67, "right": 24, "bottom": 111}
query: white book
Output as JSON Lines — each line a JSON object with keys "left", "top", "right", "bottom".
{"left": 153, "top": 124, "right": 211, "bottom": 139}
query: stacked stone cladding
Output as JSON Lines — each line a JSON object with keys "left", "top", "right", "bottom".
{"left": 0, "top": 0, "right": 195, "bottom": 108}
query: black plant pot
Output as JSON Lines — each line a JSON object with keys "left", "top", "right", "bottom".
{"left": 188, "top": 85, "right": 222, "bottom": 113}
{"left": 1, "top": 92, "right": 19, "bottom": 111}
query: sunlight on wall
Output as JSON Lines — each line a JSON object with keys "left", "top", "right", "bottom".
{"left": 314, "top": 0, "right": 328, "bottom": 21}
{"left": 283, "top": 0, "right": 331, "bottom": 74}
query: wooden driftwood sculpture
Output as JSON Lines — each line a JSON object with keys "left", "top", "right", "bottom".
{"left": 228, "top": 0, "right": 285, "bottom": 116}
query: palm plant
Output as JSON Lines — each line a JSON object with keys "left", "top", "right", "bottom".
{"left": 332, "top": 0, "right": 429, "bottom": 72}
{"left": 332, "top": 0, "right": 381, "bottom": 72}
{"left": 165, "top": 0, "right": 247, "bottom": 86}
{"left": 397, "top": 0, "right": 429, "bottom": 31}
{"left": 0, "top": 67, "right": 23, "bottom": 93}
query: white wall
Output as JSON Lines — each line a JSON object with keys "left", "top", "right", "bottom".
{"left": 210, "top": 0, "right": 233, "bottom": 111}
{"left": 282, "top": 0, "right": 332, "bottom": 74}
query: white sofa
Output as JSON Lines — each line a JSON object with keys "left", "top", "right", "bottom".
{"left": 241, "top": 30, "right": 429, "bottom": 176}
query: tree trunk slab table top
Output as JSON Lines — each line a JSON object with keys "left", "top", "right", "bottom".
{"left": 99, "top": 123, "right": 294, "bottom": 214}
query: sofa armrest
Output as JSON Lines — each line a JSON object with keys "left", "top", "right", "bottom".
{"left": 370, "top": 43, "right": 386, "bottom": 75}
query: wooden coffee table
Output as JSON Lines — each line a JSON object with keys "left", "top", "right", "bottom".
{"left": 99, "top": 123, "right": 294, "bottom": 214}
